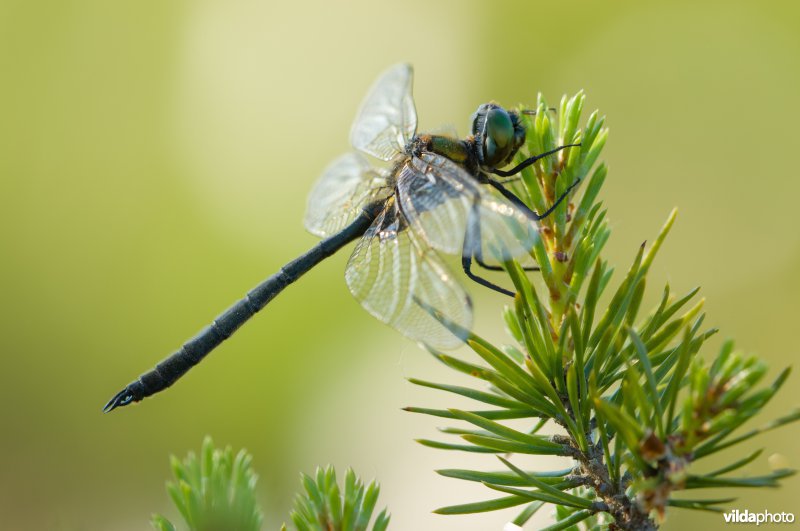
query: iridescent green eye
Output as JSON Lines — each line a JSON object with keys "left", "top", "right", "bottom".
{"left": 480, "top": 107, "right": 515, "bottom": 167}
{"left": 485, "top": 108, "right": 514, "bottom": 149}
{"left": 470, "top": 104, "right": 523, "bottom": 168}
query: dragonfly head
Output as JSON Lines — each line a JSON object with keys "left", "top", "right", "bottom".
{"left": 471, "top": 103, "right": 526, "bottom": 170}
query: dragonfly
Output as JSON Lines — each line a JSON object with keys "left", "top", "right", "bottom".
{"left": 103, "top": 63, "right": 579, "bottom": 412}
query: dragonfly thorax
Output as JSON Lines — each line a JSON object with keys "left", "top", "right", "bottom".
{"left": 398, "top": 104, "right": 526, "bottom": 181}
{"left": 406, "top": 134, "right": 471, "bottom": 168}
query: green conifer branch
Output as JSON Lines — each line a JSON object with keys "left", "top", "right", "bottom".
{"left": 407, "top": 92, "right": 799, "bottom": 529}
{"left": 151, "top": 437, "right": 263, "bottom": 531}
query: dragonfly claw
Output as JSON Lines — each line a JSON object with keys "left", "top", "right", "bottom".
{"left": 103, "top": 388, "right": 136, "bottom": 413}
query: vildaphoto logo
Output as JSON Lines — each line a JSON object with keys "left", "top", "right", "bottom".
{"left": 723, "top": 509, "right": 795, "bottom": 525}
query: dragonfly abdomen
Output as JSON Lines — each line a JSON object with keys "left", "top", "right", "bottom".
{"left": 103, "top": 204, "right": 381, "bottom": 412}
{"left": 117, "top": 293, "right": 263, "bottom": 406}
{"left": 127, "top": 266, "right": 295, "bottom": 402}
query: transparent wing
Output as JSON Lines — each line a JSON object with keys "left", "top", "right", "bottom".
{"left": 429, "top": 123, "right": 459, "bottom": 138}
{"left": 345, "top": 200, "right": 472, "bottom": 349}
{"left": 350, "top": 63, "right": 417, "bottom": 162}
{"left": 396, "top": 152, "right": 541, "bottom": 262}
{"left": 304, "top": 152, "right": 389, "bottom": 237}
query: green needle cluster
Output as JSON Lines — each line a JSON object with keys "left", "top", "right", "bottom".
{"left": 406, "top": 92, "right": 798, "bottom": 529}
{"left": 152, "top": 439, "right": 389, "bottom": 531}
{"left": 285, "top": 466, "right": 390, "bottom": 531}
{"left": 152, "top": 437, "right": 263, "bottom": 531}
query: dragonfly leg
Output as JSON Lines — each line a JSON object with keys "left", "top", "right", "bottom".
{"left": 490, "top": 143, "right": 581, "bottom": 178}
{"left": 462, "top": 252, "right": 515, "bottom": 297}
{"left": 474, "top": 247, "right": 540, "bottom": 272}
{"left": 493, "top": 175, "right": 523, "bottom": 185}
{"left": 461, "top": 200, "right": 515, "bottom": 297}
{"left": 474, "top": 256, "right": 503, "bottom": 271}
{"left": 487, "top": 178, "right": 580, "bottom": 222}
{"left": 520, "top": 107, "right": 557, "bottom": 116}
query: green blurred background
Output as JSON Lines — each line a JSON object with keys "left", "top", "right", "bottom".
{"left": 1, "top": 1, "right": 798, "bottom": 529}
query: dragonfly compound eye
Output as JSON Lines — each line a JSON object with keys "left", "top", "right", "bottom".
{"left": 482, "top": 107, "right": 515, "bottom": 168}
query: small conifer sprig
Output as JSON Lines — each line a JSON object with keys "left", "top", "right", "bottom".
{"left": 406, "top": 92, "right": 799, "bottom": 529}
{"left": 151, "top": 437, "right": 263, "bottom": 531}
{"left": 151, "top": 438, "right": 389, "bottom": 531}
{"left": 284, "top": 466, "right": 390, "bottom": 531}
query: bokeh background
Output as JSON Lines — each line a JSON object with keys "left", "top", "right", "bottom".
{"left": 1, "top": 1, "right": 798, "bottom": 529}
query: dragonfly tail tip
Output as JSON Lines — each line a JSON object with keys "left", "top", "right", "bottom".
{"left": 102, "top": 388, "right": 135, "bottom": 413}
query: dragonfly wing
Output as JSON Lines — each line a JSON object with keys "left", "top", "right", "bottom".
{"left": 397, "top": 152, "right": 541, "bottom": 262}
{"left": 304, "top": 152, "right": 388, "bottom": 238}
{"left": 395, "top": 154, "right": 474, "bottom": 254}
{"left": 350, "top": 63, "right": 417, "bottom": 162}
{"left": 345, "top": 201, "right": 472, "bottom": 349}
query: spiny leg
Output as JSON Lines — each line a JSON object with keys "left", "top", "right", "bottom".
{"left": 521, "top": 107, "right": 557, "bottom": 116}
{"left": 490, "top": 144, "right": 581, "bottom": 178}
{"left": 474, "top": 257, "right": 503, "bottom": 271}
{"left": 461, "top": 198, "right": 515, "bottom": 297}
{"left": 487, "top": 177, "right": 580, "bottom": 222}
{"left": 471, "top": 190, "right": 539, "bottom": 272}
{"left": 462, "top": 253, "right": 514, "bottom": 297}
{"left": 462, "top": 168, "right": 579, "bottom": 295}
{"left": 471, "top": 176, "right": 577, "bottom": 274}
{"left": 475, "top": 250, "right": 540, "bottom": 272}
